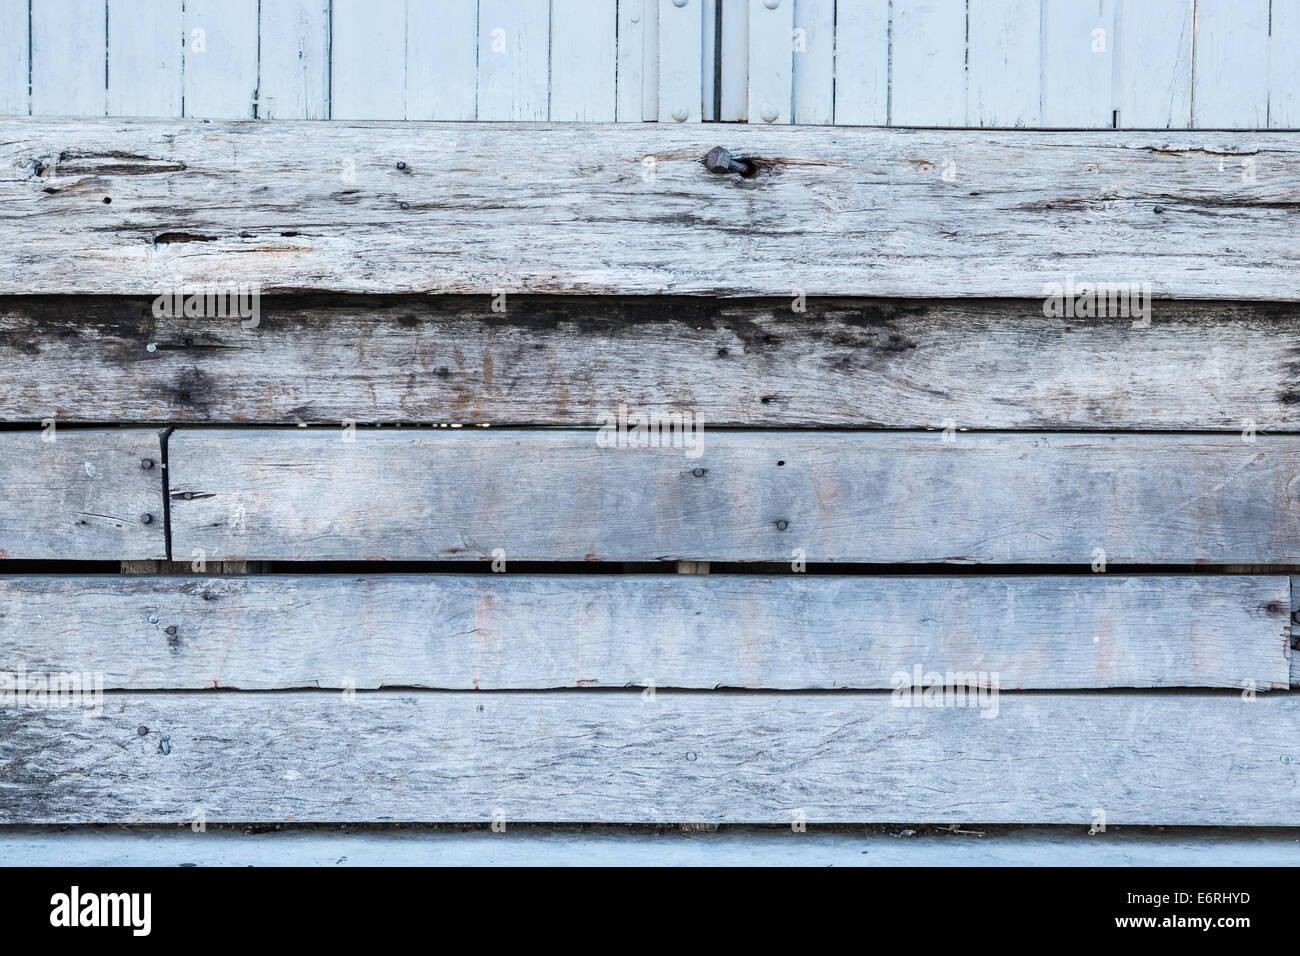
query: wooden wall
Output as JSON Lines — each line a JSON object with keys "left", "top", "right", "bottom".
{"left": 2, "top": 0, "right": 1298, "bottom": 127}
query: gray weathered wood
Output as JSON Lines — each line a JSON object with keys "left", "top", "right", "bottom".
{"left": 0, "top": 574, "right": 1285, "bottom": 690}
{"left": 3, "top": 690, "right": 1297, "bottom": 823}
{"left": 0, "top": 430, "right": 167, "bottom": 560}
{"left": 3, "top": 296, "right": 1298, "bottom": 428}
{"left": 2, "top": 121, "right": 1298, "bottom": 298}
{"left": 167, "top": 429, "right": 1300, "bottom": 564}
{"left": 1291, "top": 576, "right": 1299, "bottom": 687}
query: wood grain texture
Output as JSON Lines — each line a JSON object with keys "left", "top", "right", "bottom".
{"left": 4, "top": 296, "right": 1300, "bottom": 429}
{"left": 1291, "top": 576, "right": 1299, "bottom": 687}
{"left": 3, "top": 689, "right": 1297, "bottom": 824}
{"left": 4, "top": 121, "right": 1298, "bottom": 297}
{"left": 0, "top": 430, "right": 166, "bottom": 560}
{"left": 166, "top": 429, "right": 1300, "bottom": 564}
{"left": 0, "top": 574, "right": 1286, "bottom": 690}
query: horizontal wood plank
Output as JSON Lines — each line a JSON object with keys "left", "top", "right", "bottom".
{"left": 167, "top": 430, "right": 1300, "bottom": 564}
{"left": 0, "top": 430, "right": 167, "bottom": 560}
{"left": 2, "top": 121, "right": 1298, "bottom": 298}
{"left": 2, "top": 690, "right": 1296, "bottom": 823}
{"left": 0, "top": 574, "right": 1286, "bottom": 690}
{"left": 3, "top": 296, "right": 1299, "bottom": 429}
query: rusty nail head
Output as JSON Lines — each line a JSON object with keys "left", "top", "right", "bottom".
{"left": 1154, "top": 205, "right": 1165, "bottom": 214}
{"left": 693, "top": 468, "right": 705, "bottom": 477}
{"left": 165, "top": 625, "right": 177, "bottom": 636}
{"left": 703, "top": 146, "right": 749, "bottom": 176}
{"left": 776, "top": 520, "right": 788, "bottom": 531}
{"left": 396, "top": 161, "right": 407, "bottom": 170}
{"left": 141, "top": 458, "right": 154, "bottom": 469}
{"left": 139, "top": 513, "right": 152, "bottom": 524}
{"left": 137, "top": 726, "right": 148, "bottom": 736}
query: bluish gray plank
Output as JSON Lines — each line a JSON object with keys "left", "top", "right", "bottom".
{"left": 166, "top": 430, "right": 1300, "bottom": 564}
{"left": 108, "top": 0, "right": 183, "bottom": 118}
{"left": 257, "top": 0, "right": 330, "bottom": 119}
{"left": 0, "top": 0, "right": 28, "bottom": 115}
{"left": 1, "top": 574, "right": 1284, "bottom": 690}
{"left": 0, "top": 430, "right": 166, "bottom": 560}
{"left": 4, "top": 122, "right": 1299, "bottom": 297}
{"left": 3, "top": 824, "right": 1298, "bottom": 867}
{"left": 30, "top": 0, "right": 105, "bottom": 117}
{"left": 182, "top": 0, "right": 258, "bottom": 118}
{"left": 2, "top": 690, "right": 1297, "bottom": 823}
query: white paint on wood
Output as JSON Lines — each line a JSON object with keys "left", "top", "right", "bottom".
{"left": 3, "top": 121, "right": 1298, "bottom": 298}
{"left": 658, "top": 0, "right": 703, "bottom": 122}
{"left": 0, "top": 430, "right": 166, "bottom": 560}
{"left": 967, "top": 0, "right": 1040, "bottom": 127}
{"left": 747, "top": 0, "right": 793, "bottom": 124}
{"left": 166, "top": 429, "right": 1300, "bottom": 564}
{"left": 476, "top": 0, "right": 549, "bottom": 120}
{"left": 406, "top": 0, "right": 478, "bottom": 120}
{"left": 551, "top": 0, "right": 618, "bottom": 121}
{"left": 107, "top": 0, "right": 183, "bottom": 119}
{"left": 182, "top": 0, "right": 258, "bottom": 119}
{"left": 30, "top": 0, "right": 105, "bottom": 117}
{"left": 1, "top": 574, "right": 1285, "bottom": 690}
{"left": 890, "top": 0, "right": 966, "bottom": 126}
{"left": 1269, "top": 0, "right": 1300, "bottom": 127}
{"left": 1193, "top": 0, "right": 1270, "bottom": 128}
{"left": 617, "top": 0, "right": 650, "bottom": 120}
{"left": 718, "top": 0, "right": 748, "bottom": 120}
{"left": 832, "top": 0, "right": 889, "bottom": 124}
{"left": 4, "top": 689, "right": 1298, "bottom": 823}
{"left": 330, "top": 0, "right": 405, "bottom": 120}
{"left": 257, "top": 0, "right": 330, "bottom": 119}
{"left": 791, "top": 0, "right": 833, "bottom": 124}
{"left": 1114, "top": 0, "right": 1191, "bottom": 128}
{"left": 0, "top": 0, "right": 27, "bottom": 115}
{"left": 1041, "top": 0, "right": 1115, "bottom": 128}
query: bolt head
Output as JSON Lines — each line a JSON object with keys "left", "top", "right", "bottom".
{"left": 137, "top": 726, "right": 148, "bottom": 736}
{"left": 673, "top": 0, "right": 688, "bottom": 6}
{"left": 764, "top": 0, "right": 780, "bottom": 8}
{"left": 139, "top": 513, "right": 152, "bottom": 524}
{"left": 672, "top": 107, "right": 689, "bottom": 122}
{"left": 776, "top": 520, "right": 789, "bottom": 531}
{"left": 703, "top": 146, "right": 734, "bottom": 173}
{"left": 141, "top": 458, "right": 154, "bottom": 470}
{"left": 165, "top": 625, "right": 178, "bottom": 636}
{"left": 761, "top": 105, "right": 780, "bottom": 123}
{"left": 396, "top": 161, "right": 406, "bottom": 170}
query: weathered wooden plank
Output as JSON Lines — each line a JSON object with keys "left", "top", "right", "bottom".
{"left": 3, "top": 121, "right": 1299, "bottom": 298}
{"left": 4, "top": 296, "right": 1300, "bottom": 430}
{"left": 3, "top": 690, "right": 1297, "bottom": 824}
{"left": 0, "top": 430, "right": 166, "bottom": 560}
{"left": 2, "top": 574, "right": 1285, "bottom": 690}
{"left": 1291, "top": 576, "right": 1299, "bottom": 687}
{"left": 167, "top": 429, "right": 1300, "bottom": 564}
{"left": 1270, "top": 0, "right": 1300, "bottom": 128}
{"left": 616, "top": 0, "right": 653, "bottom": 121}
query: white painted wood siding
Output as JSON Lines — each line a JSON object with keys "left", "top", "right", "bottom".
{"left": 3, "top": 0, "right": 1296, "bottom": 126}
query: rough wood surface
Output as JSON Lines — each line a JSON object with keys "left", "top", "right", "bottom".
{"left": 0, "top": 574, "right": 1286, "bottom": 690}
{"left": 167, "top": 429, "right": 1300, "bottom": 564}
{"left": 0, "top": 430, "right": 167, "bottom": 560}
{"left": 3, "top": 690, "right": 1297, "bottom": 824}
{"left": 2, "top": 121, "right": 1298, "bottom": 297}
{"left": 3, "top": 296, "right": 1299, "bottom": 429}
{"left": 1291, "top": 576, "right": 1299, "bottom": 687}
